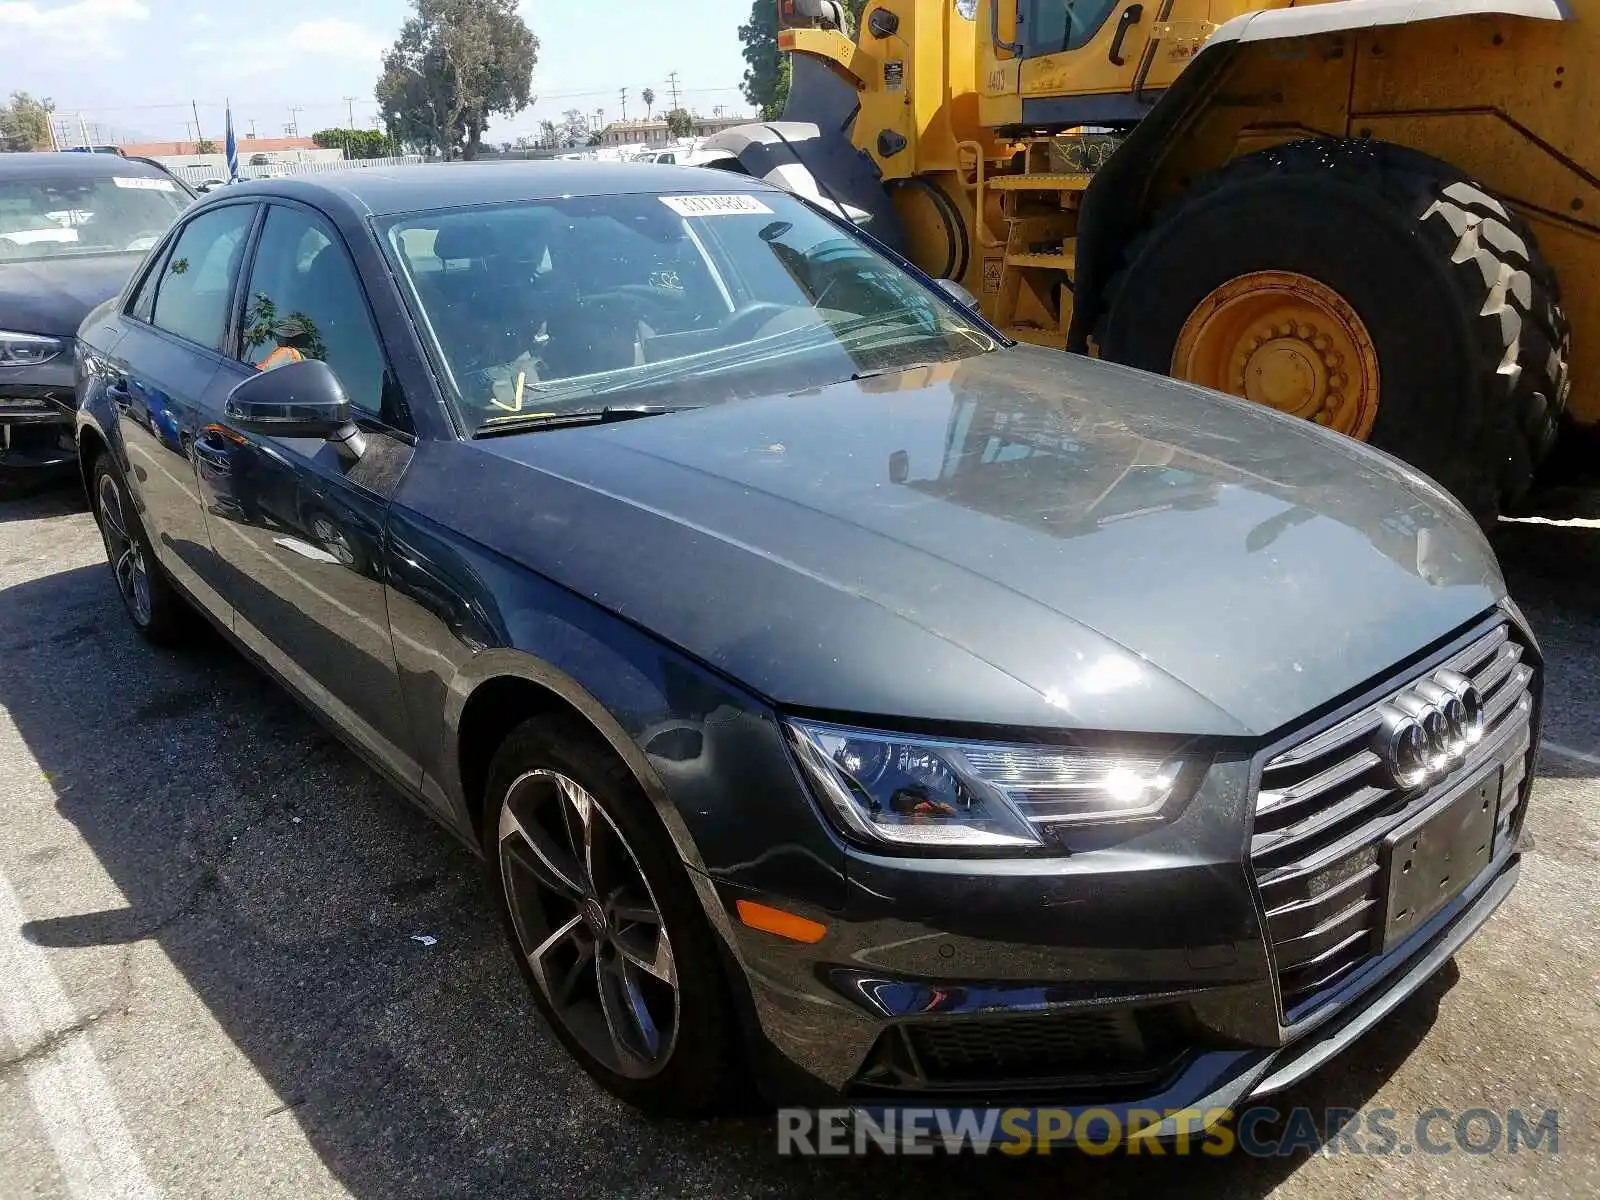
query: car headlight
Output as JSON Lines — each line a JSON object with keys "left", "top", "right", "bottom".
{"left": 0, "top": 331, "right": 65, "bottom": 367}
{"left": 785, "top": 719, "right": 1193, "bottom": 850}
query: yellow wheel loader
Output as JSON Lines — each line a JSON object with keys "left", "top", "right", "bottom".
{"left": 703, "top": 0, "right": 1598, "bottom": 522}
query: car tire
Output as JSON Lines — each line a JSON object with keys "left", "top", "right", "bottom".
{"left": 92, "top": 456, "right": 190, "bottom": 645}
{"left": 482, "top": 714, "right": 746, "bottom": 1116}
{"left": 1097, "top": 139, "right": 1570, "bottom": 526}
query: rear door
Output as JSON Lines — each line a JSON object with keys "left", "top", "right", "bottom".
{"left": 108, "top": 200, "right": 259, "bottom": 623}
{"left": 191, "top": 200, "right": 421, "bottom": 785}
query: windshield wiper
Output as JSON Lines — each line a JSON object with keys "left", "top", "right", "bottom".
{"left": 849, "top": 361, "right": 944, "bottom": 382}
{"left": 475, "top": 404, "right": 700, "bottom": 437}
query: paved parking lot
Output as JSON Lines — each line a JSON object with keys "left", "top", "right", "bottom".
{"left": 0, "top": 486, "right": 1596, "bottom": 1198}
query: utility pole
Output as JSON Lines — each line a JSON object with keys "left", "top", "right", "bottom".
{"left": 191, "top": 100, "right": 203, "bottom": 145}
{"left": 248, "top": 118, "right": 257, "bottom": 138}
{"left": 76, "top": 112, "right": 90, "bottom": 149}
{"left": 666, "top": 72, "right": 681, "bottom": 112}
{"left": 287, "top": 106, "right": 302, "bottom": 137}
{"left": 344, "top": 96, "right": 357, "bottom": 126}
{"left": 619, "top": 87, "right": 627, "bottom": 123}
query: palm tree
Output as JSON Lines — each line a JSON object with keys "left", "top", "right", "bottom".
{"left": 641, "top": 88, "right": 656, "bottom": 121}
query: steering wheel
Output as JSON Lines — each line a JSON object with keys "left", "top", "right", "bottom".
{"left": 718, "top": 302, "right": 793, "bottom": 340}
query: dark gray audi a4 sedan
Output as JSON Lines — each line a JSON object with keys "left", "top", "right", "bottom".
{"left": 74, "top": 162, "right": 1540, "bottom": 1124}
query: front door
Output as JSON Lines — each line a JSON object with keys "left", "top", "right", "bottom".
{"left": 192, "top": 201, "right": 420, "bottom": 785}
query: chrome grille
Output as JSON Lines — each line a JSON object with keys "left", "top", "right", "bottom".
{"left": 1252, "top": 622, "right": 1536, "bottom": 1018}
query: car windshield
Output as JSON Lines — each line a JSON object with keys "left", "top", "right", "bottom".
{"left": 380, "top": 190, "right": 997, "bottom": 435}
{"left": 0, "top": 172, "right": 188, "bottom": 263}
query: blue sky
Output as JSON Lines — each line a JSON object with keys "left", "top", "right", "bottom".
{"left": 0, "top": 0, "right": 758, "bottom": 145}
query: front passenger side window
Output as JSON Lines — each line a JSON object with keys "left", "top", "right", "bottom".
{"left": 149, "top": 204, "right": 255, "bottom": 351}
{"left": 239, "top": 205, "right": 398, "bottom": 425}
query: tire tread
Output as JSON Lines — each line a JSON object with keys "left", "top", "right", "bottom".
{"left": 1096, "top": 139, "right": 1570, "bottom": 522}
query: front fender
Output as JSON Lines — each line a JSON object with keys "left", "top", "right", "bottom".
{"left": 383, "top": 494, "right": 849, "bottom": 914}
{"left": 439, "top": 645, "right": 701, "bottom": 866}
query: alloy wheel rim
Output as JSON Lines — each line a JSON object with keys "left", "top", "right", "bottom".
{"left": 97, "top": 473, "right": 151, "bottom": 626}
{"left": 498, "top": 769, "right": 678, "bottom": 1079}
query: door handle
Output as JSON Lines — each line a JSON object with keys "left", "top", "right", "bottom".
{"left": 105, "top": 376, "right": 132, "bottom": 409}
{"left": 1109, "top": 3, "right": 1144, "bottom": 66}
{"left": 191, "top": 430, "right": 234, "bottom": 474}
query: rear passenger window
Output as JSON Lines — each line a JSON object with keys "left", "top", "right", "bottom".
{"left": 150, "top": 205, "right": 254, "bottom": 351}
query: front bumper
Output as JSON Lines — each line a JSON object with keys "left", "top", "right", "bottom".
{"left": 0, "top": 358, "right": 77, "bottom": 476}
{"left": 712, "top": 614, "right": 1538, "bottom": 1111}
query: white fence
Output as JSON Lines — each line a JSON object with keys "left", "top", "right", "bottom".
{"left": 165, "top": 155, "right": 426, "bottom": 187}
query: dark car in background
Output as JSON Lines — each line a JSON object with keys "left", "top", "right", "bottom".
{"left": 75, "top": 163, "right": 1539, "bottom": 1124}
{"left": 0, "top": 152, "right": 190, "bottom": 495}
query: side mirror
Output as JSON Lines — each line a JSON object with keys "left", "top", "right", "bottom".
{"left": 934, "top": 278, "right": 980, "bottom": 311}
{"left": 225, "top": 358, "right": 352, "bottom": 439}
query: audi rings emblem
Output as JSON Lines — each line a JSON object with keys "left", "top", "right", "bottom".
{"left": 1372, "top": 669, "right": 1485, "bottom": 788}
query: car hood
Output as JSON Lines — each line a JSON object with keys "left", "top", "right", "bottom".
{"left": 0, "top": 255, "right": 139, "bottom": 338}
{"left": 429, "top": 347, "right": 1505, "bottom": 737}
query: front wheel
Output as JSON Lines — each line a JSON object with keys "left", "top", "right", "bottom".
{"left": 1098, "top": 139, "right": 1570, "bottom": 524}
{"left": 482, "top": 715, "right": 745, "bottom": 1115}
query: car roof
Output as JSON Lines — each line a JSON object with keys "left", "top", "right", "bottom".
{"left": 0, "top": 152, "right": 173, "bottom": 180}
{"left": 211, "top": 160, "right": 776, "bottom": 218}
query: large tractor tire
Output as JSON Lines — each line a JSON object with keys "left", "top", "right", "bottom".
{"left": 1097, "top": 139, "right": 1570, "bottom": 524}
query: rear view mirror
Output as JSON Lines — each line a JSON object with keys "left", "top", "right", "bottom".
{"left": 935, "top": 278, "right": 980, "bottom": 311}
{"left": 225, "top": 358, "right": 352, "bottom": 439}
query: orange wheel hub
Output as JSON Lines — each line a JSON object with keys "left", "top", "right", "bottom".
{"left": 1171, "top": 271, "right": 1381, "bottom": 439}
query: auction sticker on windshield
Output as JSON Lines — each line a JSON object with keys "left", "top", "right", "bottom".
{"left": 659, "top": 194, "right": 772, "bottom": 217}
{"left": 113, "top": 177, "right": 177, "bottom": 192}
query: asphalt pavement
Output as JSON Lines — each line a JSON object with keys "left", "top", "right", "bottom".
{"left": 0, "top": 485, "right": 1595, "bottom": 1199}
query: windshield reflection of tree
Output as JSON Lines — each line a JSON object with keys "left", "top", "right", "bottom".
{"left": 892, "top": 383, "right": 1481, "bottom": 585}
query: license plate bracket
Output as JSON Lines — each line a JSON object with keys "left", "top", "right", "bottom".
{"left": 1381, "top": 765, "right": 1501, "bottom": 951}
